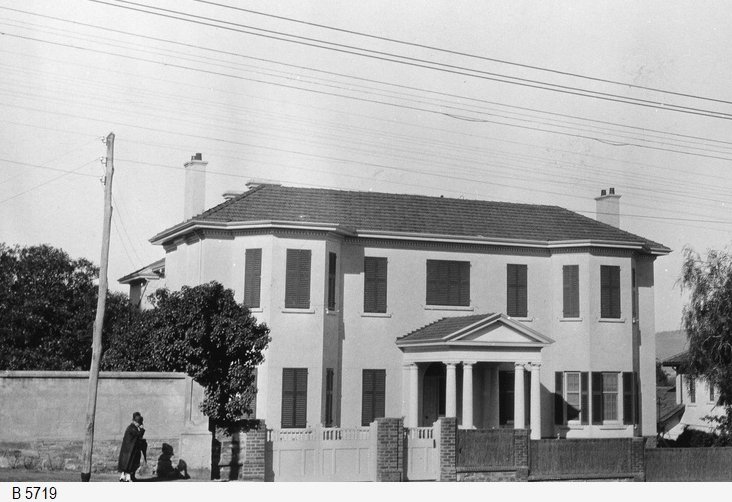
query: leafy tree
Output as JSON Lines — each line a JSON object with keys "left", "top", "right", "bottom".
{"left": 102, "top": 282, "right": 270, "bottom": 429}
{"left": 656, "top": 360, "right": 673, "bottom": 386}
{"left": 679, "top": 246, "right": 732, "bottom": 437}
{"left": 0, "top": 243, "right": 131, "bottom": 370}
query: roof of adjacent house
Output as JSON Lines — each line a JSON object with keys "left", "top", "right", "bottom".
{"left": 662, "top": 351, "right": 690, "bottom": 368}
{"left": 150, "top": 184, "right": 670, "bottom": 254}
{"left": 398, "top": 314, "right": 496, "bottom": 343}
{"left": 657, "top": 385, "right": 685, "bottom": 425}
{"left": 118, "top": 258, "right": 165, "bottom": 284}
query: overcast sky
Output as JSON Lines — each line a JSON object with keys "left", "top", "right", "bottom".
{"left": 1, "top": 0, "right": 731, "bottom": 332}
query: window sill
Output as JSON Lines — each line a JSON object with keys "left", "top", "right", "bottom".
{"left": 281, "top": 308, "right": 316, "bottom": 314}
{"left": 325, "top": 309, "right": 339, "bottom": 316}
{"left": 599, "top": 423, "right": 628, "bottom": 430}
{"left": 248, "top": 307, "right": 264, "bottom": 313}
{"left": 599, "top": 317, "right": 625, "bottom": 323}
{"left": 562, "top": 422, "right": 585, "bottom": 430}
{"left": 559, "top": 317, "right": 582, "bottom": 322}
{"left": 424, "top": 305, "right": 474, "bottom": 311}
{"left": 508, "top": 316, "right": 533, "bottom": 322}
{"left": 361, "top": 312, "right": 392, "bottom": 318}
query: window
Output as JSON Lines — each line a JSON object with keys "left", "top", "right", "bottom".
{"left": 562, "top": 265, "right": 580, "bottom": 318}
{"left": 600, "top": 265, "right": 621, "bottom": 318}
{"left": 325, "top": 368, "right": 334, "bottom": 427}
{"left": 426, "top": 260, "right": 470, "bottom": 306}
{"left": 285, "top": 249, "right": 311, "bottom": 309}
{"left": 554, "top": 372, "right": 588, "bottom": 425}
{"left": 327, "top": 252, "right": 337, "bottom": 311}
{"left": 507, "top": 264, "right": 528, "bottom": 317}
{"left": 591, "top": 372, "right": 619, "bottom": 423}
{"left": 281, "top": 368, "right": 308, "bottom": 428}
{"left": 364, "top": 257, "right": 387, "bottom": 313}
{"left": 243, "top": 248, "right": 262, "bottom": 308}
{"left": 361, "top": 369, "right": 386, "bottom": 426}
{"left": 688, "top": 377, "right": 696, "bottom": 404}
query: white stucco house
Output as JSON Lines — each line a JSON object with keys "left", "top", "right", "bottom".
{"left": 121, "top": 153, "right": 670, "bottom": 439}
{"left": 661, "top": 351, "right": 725, "bottom": 439}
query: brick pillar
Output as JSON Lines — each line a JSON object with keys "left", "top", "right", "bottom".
{"left": 513, "top": 429, "right": 529, "bottom": 481}
{"left": 437, "top": 417, "right": 457, "bottom": 482}
{"left": 240, "top": 420, "right": 266, "bottom": 482}
{"left": 375, "top": 418, "right": 404, "bottom": 482}
{"left": 630, "top": 436, "right": 646, "bottom": 482}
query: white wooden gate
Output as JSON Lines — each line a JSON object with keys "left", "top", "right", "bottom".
{"left": 406, "top": 426, "right": 438, "bottom": 481}
{"left": 267, "top": 424, "right": 376, "bottom": 481}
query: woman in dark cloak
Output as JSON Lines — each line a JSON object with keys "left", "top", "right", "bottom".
{"left": 118, "top": 412, "right": 147, "bottom": 481}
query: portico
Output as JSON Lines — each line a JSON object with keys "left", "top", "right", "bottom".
{"left": 397, "top": 313, "right": 553, "bottom": 439}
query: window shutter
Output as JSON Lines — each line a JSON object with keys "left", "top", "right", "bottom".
{"left": 244, "top": 248, "right": 262, "bottom": 308}
{"left": 362, "top": 370, "right": 374, "bottom": 426}
{"left": 281, "top": 368, "right": 295, "bottom": 428}
{"left": 580, "top": 372, "right": 589, "bottom": 425}
{"left": 374, "top": 370, "right": 386, "bottom": 420}
{"left": 364, "top": 257, "right": 387, "bottom": 313}
{"left": 507, "top": 264, "right": 527, "bottom": 317}
{"left": 591, "top": 372, "right": 603, "bottom": 425}
{"left": 327, "top": 252, "right": 337, "bottom": 311}
{"left": 610, "top": 266, "right": 620, "bottom": 319}
{"left": 295, "top": 368, "right": 308, "bottom": 428}
{"left": 563, "top": 265, "right": 579, "bottom": 318}
{"left": 554, "top": 372, "right": 564, "bottom": 425}
{"left": 426, "top": 260, "right": 470, "bottom": 306}
{"left": 601, "top": 266, "right": 621, "bottom": 318}
{"left": 623, "top": 372, "right": 633, "bottom": 425}
{"left": 285, "top": 250, "right": 311, "bottom": 309}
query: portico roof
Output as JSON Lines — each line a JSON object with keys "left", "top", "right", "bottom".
{"left": 396, "top": 313, "right": 554, "bottom": 349}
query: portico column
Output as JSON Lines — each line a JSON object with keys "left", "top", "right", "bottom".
{"left": 514, "top": 362, "right": 526, "bottom": 429}
{"left": 408, "top": 364, "right": 419, "bottom": 428}
{"left": 461, "top": 362, "right": 475, "bottom": 428}
{"left": 530, "top": 362, "right": 541, "bottom": 439}
{"left": 445, "top": 362, "right": 457, "bottom": 418}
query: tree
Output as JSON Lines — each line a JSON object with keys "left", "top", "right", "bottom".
{"left": 679, "top": 246, "right": 732, "bottom": 440}
{"left": 102, "top": 282, "right": 270, "bottom": 429}
{"left": 0, "top": 243, "right": 131, "bottom": 370}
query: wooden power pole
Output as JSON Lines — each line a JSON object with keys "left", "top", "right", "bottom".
{"left": 80, "top": 132, "right": 115, "bottom": 482}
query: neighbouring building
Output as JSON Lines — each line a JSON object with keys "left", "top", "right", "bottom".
{"left": 661, "top": 351, "right": 724, "bottom": 438}
{"left": 121, "top": 154, "right": 670, "bottom": 439}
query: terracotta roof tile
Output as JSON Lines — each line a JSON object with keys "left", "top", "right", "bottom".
{"left": 398, "top": 314, "right": 496, "bottom": 342}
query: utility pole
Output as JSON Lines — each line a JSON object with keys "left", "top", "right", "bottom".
{"left": 80, "top": 132, "right": 115, "bottom": 482}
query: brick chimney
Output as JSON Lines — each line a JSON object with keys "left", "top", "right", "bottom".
{"left": 595, "top": 187, "right": 621, "bottom": 227}
{"left": 184, "top": 153, "right": 207, "bottom": 219}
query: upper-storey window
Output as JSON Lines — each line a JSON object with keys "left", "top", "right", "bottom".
{"left": 562, "top": 265, "right": 580, "bottom": 318}
{"left": 327, "top": 252, "right": 337, "bottom": 311}
{"left": 364, "top": 257, "right": 388, "bottom": 313}
{"left": 285, "top": 249, "right": 311, "bottom": 309}
{"left": 243, "top": 248, "right": 262, "bottom": 309}
{"left": 600, "top": 265, "right": 621, "bottom": 319}
{"left": 507, "top": 264, "right": 528, "bottom": 317}
{"left": 426, "top": 260, "right": 470, "bottom": 306}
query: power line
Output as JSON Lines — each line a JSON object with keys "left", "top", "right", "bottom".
{"left": 195, "top": 0, "right": 732, "bottom": 108}
{"left": 89, "top": 0, "right": 732, "bottom": 121}
{"left": 3, "top": 6, "right": 732, "bottom": 150}
{"left": 0, "top": 158, "right": 98, "bottom": 205}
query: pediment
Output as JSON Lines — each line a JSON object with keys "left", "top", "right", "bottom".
{"left": 456, "top": 323, "right": 537, "bottom": 344}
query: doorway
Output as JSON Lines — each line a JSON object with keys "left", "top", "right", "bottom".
{"left": 422, "top": 363, "right": 446, "bottom": 426}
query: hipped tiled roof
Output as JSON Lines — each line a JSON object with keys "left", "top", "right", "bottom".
{"left": 662, "top": 351, "right": 690, "bottom": 368}
{"left": 152, "top": 184, "right": 669, "bottom": 253}
{"left": 398, "top": 314, "right": 496, "bottom": 343}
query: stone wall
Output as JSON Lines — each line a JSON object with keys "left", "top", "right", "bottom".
{"left": 0, "top": 371, "right": 210, "bottom": 476}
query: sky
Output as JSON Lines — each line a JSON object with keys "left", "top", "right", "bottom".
{"left": 1, "top": 0, "right": 731, "bottom": 332}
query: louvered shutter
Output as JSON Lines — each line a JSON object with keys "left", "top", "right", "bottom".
{"left": 591, "top": 372, "right": 603, "bottom": 425}
{"left": 426, "top": 260, "right": 470, "bottom": 306}
{"left": 364, "top": 257, "right": 387, "bottom": 313}
{"left": 554, "top": 372, "right": 564, "bottom": 425}
{"left": 374, "top": 370, "right": 386, "bottom": 420}
{"left": 458, "top": 261, "right": 470, "bottom": 306}
{"left": 600, "top": 266, "right": 610, "bottom": 318}
{"left": 327, "top": 253, "right": 337, "bottom": 310}
{"left": 361, "top": 370, "right": 374, "bottom": 426}
{"left": 563, "top": 265, "right": 579, "bottom": 318}
{"left": 609, "top": 267, "right": 621, "bottom": 318}
{"left": 426, "top": 260, "right": 443, "bottom": 305}
{"left": 580, "top": 372, "right": 589, "bottom": 425}
{"left": 244, "top": 248, "right": 262, "bottom": 308}
{"left": 623, "top": 372, "right": 633, "bottom": 424}
{"left": 507, "top": 264, "right": 527, "bottom": 317}
{"left": 281, "top": 368, "right": 295, "bottom": 428}
{"left": 285, "top": 250, "right": 311, "bottom": 309}
{"left": 294, "top": 368, "right": 308, "bottom": 428}
{"left": 601, "top": 266, "right": 621, "bottom": 318}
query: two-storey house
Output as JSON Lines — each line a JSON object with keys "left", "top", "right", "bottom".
{"left": 125, "top": 154, "right": 670, "bottom": 439}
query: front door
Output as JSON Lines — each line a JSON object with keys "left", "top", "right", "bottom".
{"left": 422, "top": 363, "right": 445, "bottom": 426}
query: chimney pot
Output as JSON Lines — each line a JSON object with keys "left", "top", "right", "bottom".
{"left": 609, "top": 187, "right": 615, "bottom": 195}
{"left": 184, "top": 154, "right": 208, "bottom": 219}
{"left": 192, "top": 153, "right": 202, "bottom": 161}
{"left": 601, "top": 189, "right": 607, "bottom": 196}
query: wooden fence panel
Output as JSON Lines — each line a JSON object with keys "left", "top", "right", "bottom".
{"left": 646, "top": 447, "right": 732, "bottom": 482}
{"left": 457, "top": 429, "right": 516, "bottom": 469}
{"left": 529, "top": 439, "right": 633, "bottom": 480}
